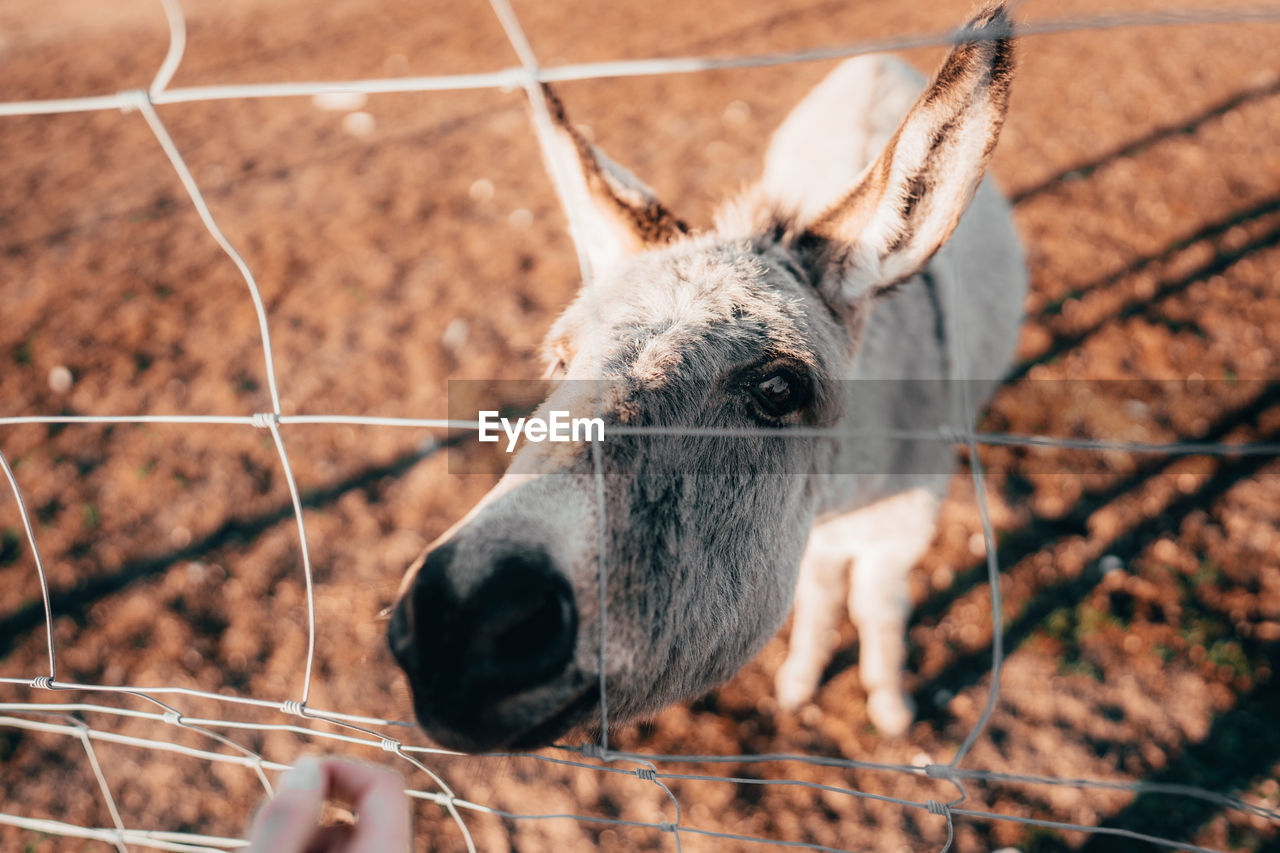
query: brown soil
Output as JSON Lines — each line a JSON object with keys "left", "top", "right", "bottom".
{"left": 2, "top": 1, "right": 1279, "bottom": 851}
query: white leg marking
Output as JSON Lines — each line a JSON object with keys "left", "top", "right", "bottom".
{"left": 778, "top": 487, "right": 941, "bottom": 734}
{"left": 846, "top": 488, "right": 940, "bottom": 736}
{"left": 775, "top": 535, "right": 849, "bottom": 711}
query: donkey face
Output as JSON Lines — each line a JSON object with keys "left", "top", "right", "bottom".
{"left": 388, "top": 3, "right": 1014, "bottom": 752}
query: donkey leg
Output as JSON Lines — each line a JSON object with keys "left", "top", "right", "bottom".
{"left": 775, "top": 533, "right": 851, "bottom": 711}
{"left": 846, "top": 487, "right": 941, "bottom": 736}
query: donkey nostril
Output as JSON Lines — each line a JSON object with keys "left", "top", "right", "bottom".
{"left": 466, "top": 553, "right": 577, "bottom": 694}
{"left": 486, "top": 589, "right": 572, "bottom": 670}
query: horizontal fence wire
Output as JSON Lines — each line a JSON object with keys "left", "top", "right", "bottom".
{"left": 3, "top": 415, "right": 1280, "bottom": 458}
{"left": 2, "top": 0, "right": 1280, "bottom": 851}
{"left": 3, "top": 5, "right": 1280, "bottom": 117}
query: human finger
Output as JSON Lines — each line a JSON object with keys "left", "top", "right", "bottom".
{"left": 302, "top": 822, "right": 355, "bottom": 853}
{"left": 247, "top": 757, "right": 328, "bottom": 853}
{"left": 319, "top": 758, "right": 413, "bottom": 852}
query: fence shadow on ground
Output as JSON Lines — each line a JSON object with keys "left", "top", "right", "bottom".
{"left": 0, "top": 436, "right": 448, "bottom": 662}
{"left": 1007, "top": 194, "right": 1280, "bottom": 383}
{"left": 1009, "top": 76, "right": 1280, "bottom": 206}
{"left": 812, "top": 80, "right": 1280, "bottom": 845}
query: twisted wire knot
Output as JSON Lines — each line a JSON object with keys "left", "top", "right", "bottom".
{"left": 579, "top": 743, "right": 607, "bottom": 759}
{"left": 634, "top": 767, "right": 657, "bottom": 782}
{"left": 281, "top": 700, "right": 307, "bottom": 716}
{"left": 926, "top": 800, "right": 950, "bottom": 817}
{"left": 252, "top": 412, "right": 280, "bottom": 429}
{"left": 658, "top": 822, "right": 677, "bottom": 833}
{"left": 379, "top": 738, "right": 401, "bottom": 753}
{"left": 162, "top": 711, "right": 183, "bottom": 726}
{"left": 116, "top": 89, "right": 151, "bottom": 113}
{"left": 30, "top": 676, "right": 53, "bottom": 689}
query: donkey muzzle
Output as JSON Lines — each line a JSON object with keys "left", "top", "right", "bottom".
{"left": 387, "top": 540, "right": 580, "bottom": 751}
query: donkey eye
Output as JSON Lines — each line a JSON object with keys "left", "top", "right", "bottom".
{"left": 749, "top": 368, "right": 809, "bottom": 419}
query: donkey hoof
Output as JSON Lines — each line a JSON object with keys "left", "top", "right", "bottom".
{"left": 774, "top": 662, "right": 820, "bottom": 712}
{"left": 867, "top": 689, "right": 914, "bottom": 737}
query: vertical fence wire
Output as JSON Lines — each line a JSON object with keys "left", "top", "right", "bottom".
{"left": 482, "top": 0, "right": 618, "bottom": 758}
{"left": 0, "top": 449, "right": 56, "bottom": 681}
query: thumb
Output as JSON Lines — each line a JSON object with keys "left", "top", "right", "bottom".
{"left": 247, "top": 757, "right": 328, "bottom": 853}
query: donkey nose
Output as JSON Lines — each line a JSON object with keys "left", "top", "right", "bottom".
{"left": 395, "top": 543, "right": 577, "bottom": 705}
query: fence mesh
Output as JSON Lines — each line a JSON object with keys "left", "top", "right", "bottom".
{"left": 3, "top": 0, "right": 1280, "bottom": 850}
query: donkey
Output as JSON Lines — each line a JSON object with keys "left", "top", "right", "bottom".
{"left": 388, "top": 2, "right": 1025, "bottom": 752}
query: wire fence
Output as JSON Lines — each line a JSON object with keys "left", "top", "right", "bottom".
{"left": 2, "top": 0, "right": 1279, "bottom": 850}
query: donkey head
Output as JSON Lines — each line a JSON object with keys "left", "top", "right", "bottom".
{"left": 388, "top": 3, "right": 1014, "bottom": 752}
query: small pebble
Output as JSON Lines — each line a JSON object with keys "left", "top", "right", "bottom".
{"left": 383, "top": 53, "right": 409, "bottom": 75}
{"left": 48, "top": 366, "right": 73, "bottom": 393}
{"left": 932, "top": 565, "right": 955, "bottom": 590}
{"left": 722, "top": 99, "right": 751, "bottom": 127}
{"left": 341, "top": 111, "right": 376, "bottom": 137}
{"left": 469, "top": 178, "right": 495, "bottom": 203}
{"left": 508, "top": 208, "right": 534, "bottom": 230}
{"left": 442, "top": 318, "right": 469, "bottom": 352}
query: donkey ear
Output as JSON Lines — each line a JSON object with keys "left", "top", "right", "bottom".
{"left": 801, "top": 2, "right": 1014, "bottom": 307}
{"left": 541, "top": 84, "right": 689, "bottom": 276}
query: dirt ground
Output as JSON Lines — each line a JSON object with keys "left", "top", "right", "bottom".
{"left": 2, "top": 0, "right": 1280, "bottom": 850}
